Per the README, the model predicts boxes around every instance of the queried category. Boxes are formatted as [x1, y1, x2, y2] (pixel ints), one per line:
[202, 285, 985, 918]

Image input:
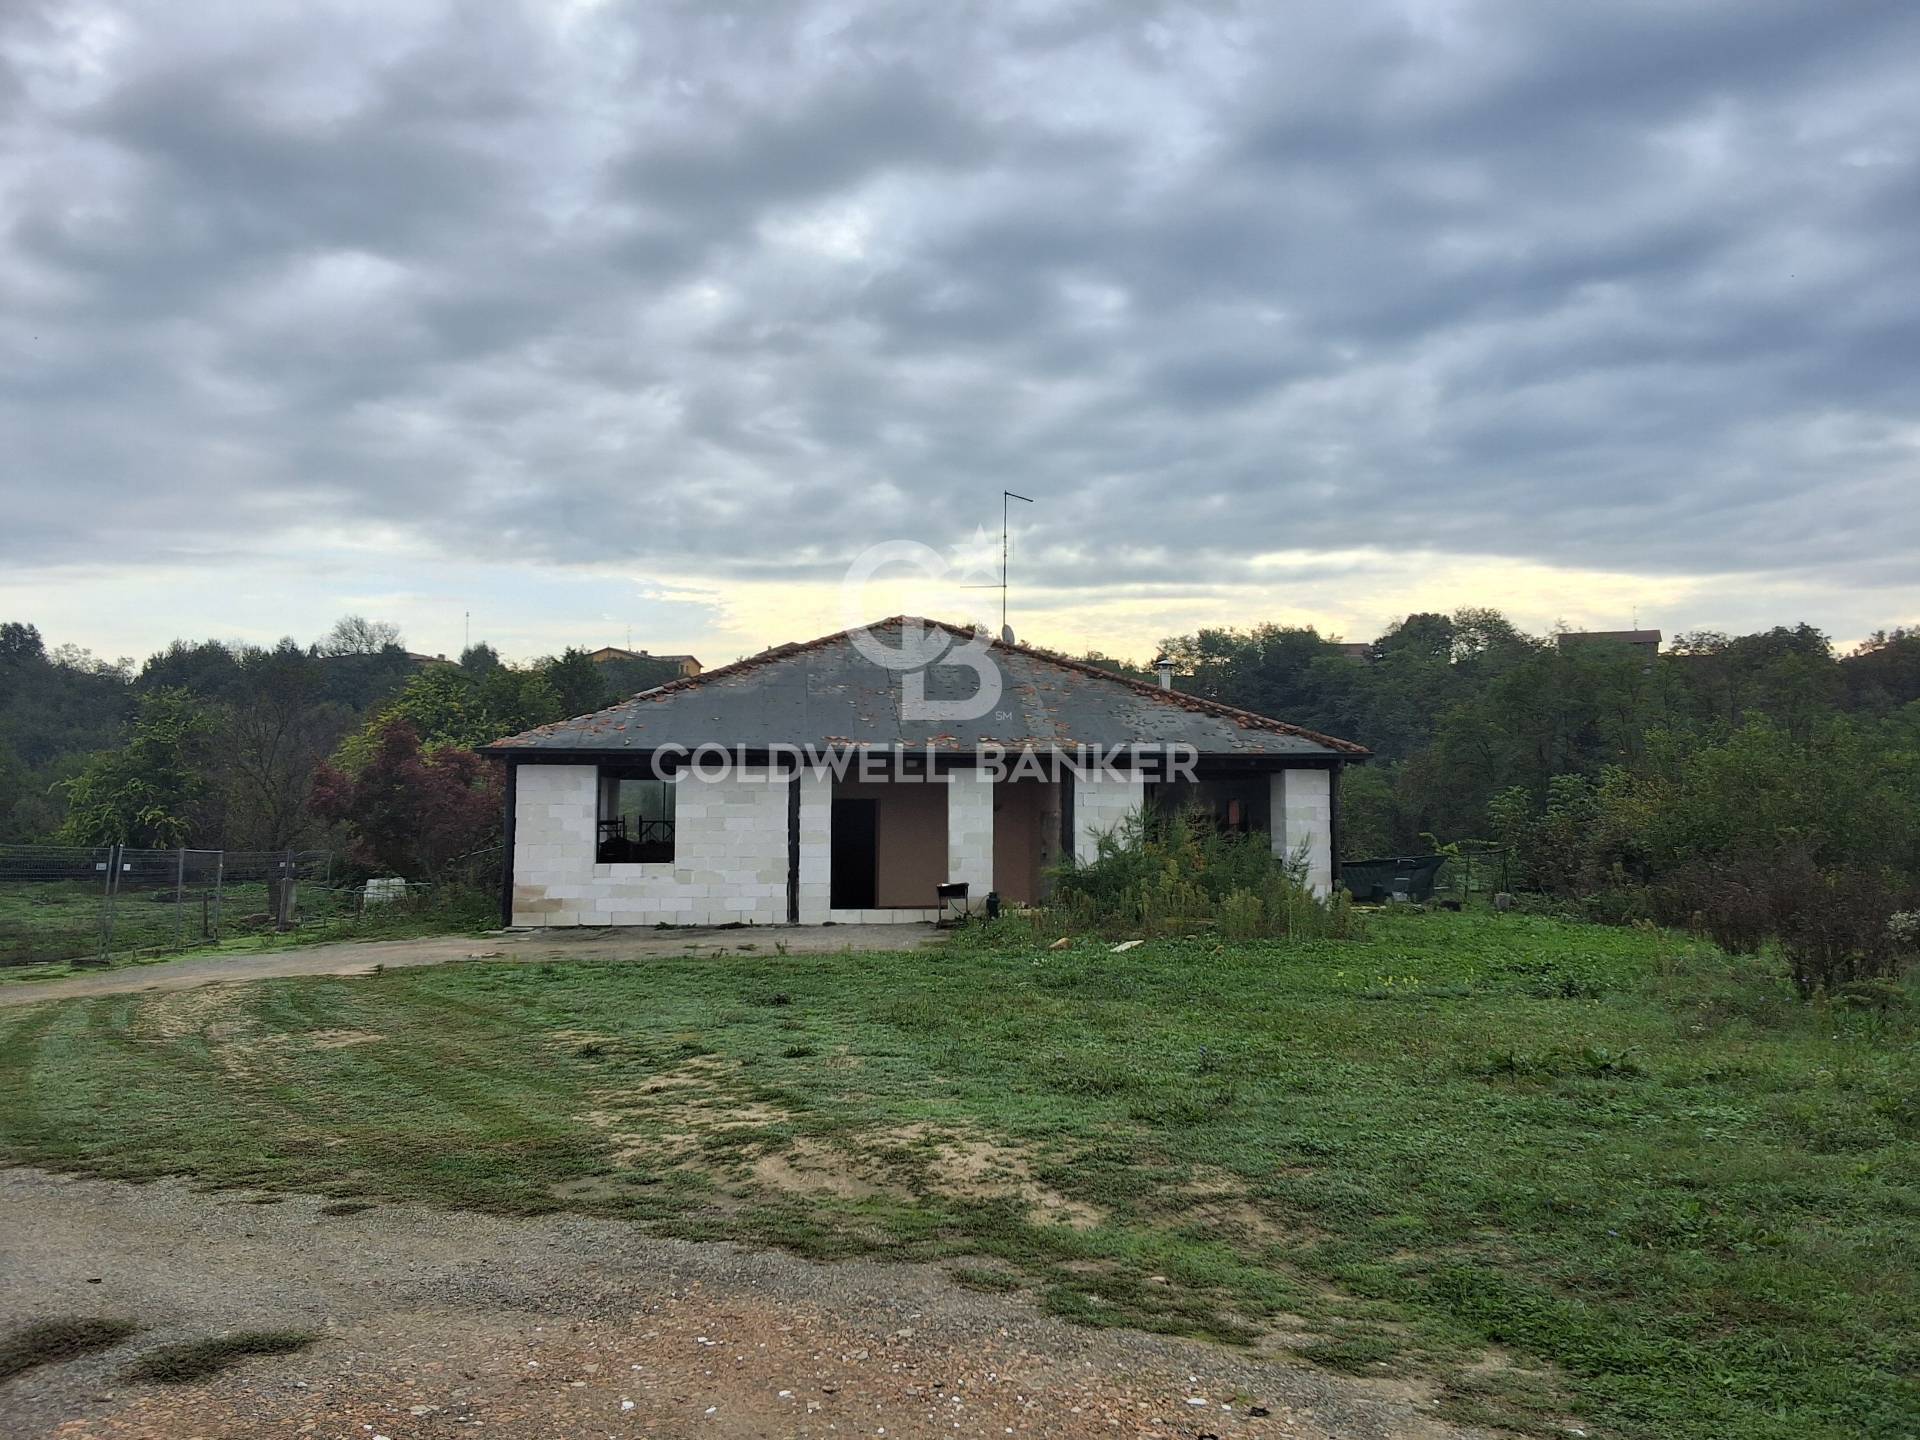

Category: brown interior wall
[835, 780, 948, 907]
[992, 778, 1061, 905]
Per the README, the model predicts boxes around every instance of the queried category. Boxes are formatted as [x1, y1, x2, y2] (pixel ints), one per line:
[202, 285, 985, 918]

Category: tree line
[4, 606, 1916, 989]
[1118, 613, 1920, 992]
[0, 617, 681, 874]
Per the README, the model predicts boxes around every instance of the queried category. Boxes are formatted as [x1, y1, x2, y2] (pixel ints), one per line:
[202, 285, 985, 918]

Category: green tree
[1156, 623, 1347, 735]
[335, 663, 565, 768]
[459, 642, 502, 675]
[1353, 614, 1463, 759]
[540, 648, 612, 717]
[0, 740, 24, 837]
[361, 669, 489, 753]
[476, 666, 563, 739]
[0, 621, 44, 672]
[138, 639, 247, 701]
[215, 643, 349, 850]
[1338, 764, 1402, 859]
[597, 653, 685, 696]
[57, 690, 214, 847]
[1842, 627, 1920, 711]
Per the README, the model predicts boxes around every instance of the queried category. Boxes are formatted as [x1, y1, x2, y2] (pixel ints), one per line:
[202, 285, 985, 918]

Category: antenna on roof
[965, 491, 1033, 643]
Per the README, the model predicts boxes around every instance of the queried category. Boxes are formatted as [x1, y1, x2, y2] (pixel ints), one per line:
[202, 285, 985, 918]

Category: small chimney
[1153, 655, 1174, 691]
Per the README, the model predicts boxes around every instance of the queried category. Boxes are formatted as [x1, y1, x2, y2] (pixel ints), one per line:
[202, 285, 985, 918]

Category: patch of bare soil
[1163, 1166, 1315, 1249]
[305, 1027, 379, 1049]
[128, 986, 247, 1042]
[225, 1028, 384, 1081]
[129, 993, 384, 1082]
[573, 1056, 798, 1171]
[742, 1124, 1108, 1229]
[563, 1047, 1101, 1230]
[569, 1058, 1105, 1231]
[900, 1129, 1105, 1230]
[750, 1138, 886, 1201]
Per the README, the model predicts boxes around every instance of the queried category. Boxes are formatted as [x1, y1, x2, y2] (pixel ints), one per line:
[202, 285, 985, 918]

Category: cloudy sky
[3, 1, 1916, 667]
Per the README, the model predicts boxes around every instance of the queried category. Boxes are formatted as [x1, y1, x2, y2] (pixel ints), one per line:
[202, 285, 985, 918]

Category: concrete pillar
[1270, 768, 1333, 896]
[1072, 772, 1146, 864]
[946, 767, 995, 907]
[795, 771, 833, 923]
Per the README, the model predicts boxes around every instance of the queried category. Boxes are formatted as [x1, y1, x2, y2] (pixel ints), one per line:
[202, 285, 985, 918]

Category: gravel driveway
[0, 923, 942, 1007]
[0, 1169, 1482, 1440]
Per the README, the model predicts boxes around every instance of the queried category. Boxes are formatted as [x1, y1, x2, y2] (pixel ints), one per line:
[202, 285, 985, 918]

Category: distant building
[588, 646, 702, 678]
[1330, 642, 1373, 666]
[405, 651, 452, 666]
[1556, 630, 1662, 664]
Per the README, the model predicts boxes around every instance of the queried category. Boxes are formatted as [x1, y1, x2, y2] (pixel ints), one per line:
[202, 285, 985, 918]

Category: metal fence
[1439, 842, 1512, 899]
[0, 844, 342, 968]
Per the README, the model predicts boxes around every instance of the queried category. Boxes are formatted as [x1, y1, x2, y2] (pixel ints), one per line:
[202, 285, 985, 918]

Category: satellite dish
[1000, 624, 1016, 646]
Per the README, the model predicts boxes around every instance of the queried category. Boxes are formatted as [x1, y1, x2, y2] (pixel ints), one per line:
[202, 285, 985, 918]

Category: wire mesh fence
[1437, 842, 1512, 900]
[0, 844, 348, 968]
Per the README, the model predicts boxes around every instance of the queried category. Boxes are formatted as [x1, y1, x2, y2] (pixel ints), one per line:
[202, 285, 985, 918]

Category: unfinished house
[485, 619, 1369, 928]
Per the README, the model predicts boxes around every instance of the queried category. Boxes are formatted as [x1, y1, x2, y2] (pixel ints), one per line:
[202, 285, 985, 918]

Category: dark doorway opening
[830, 798, 879, 909]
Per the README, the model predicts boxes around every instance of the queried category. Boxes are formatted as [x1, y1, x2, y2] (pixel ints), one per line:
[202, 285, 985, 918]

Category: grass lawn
[0, 879, 493, 984]
[0, 909, 1913, 1438]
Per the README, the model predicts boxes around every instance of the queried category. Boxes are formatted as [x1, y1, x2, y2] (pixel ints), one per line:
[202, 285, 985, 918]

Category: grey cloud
[1, 0, 1917, 631]
[614, 64, 992, 222]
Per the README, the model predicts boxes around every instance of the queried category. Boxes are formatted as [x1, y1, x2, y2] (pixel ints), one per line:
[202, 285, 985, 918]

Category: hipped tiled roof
[486, 618, 1369, 758]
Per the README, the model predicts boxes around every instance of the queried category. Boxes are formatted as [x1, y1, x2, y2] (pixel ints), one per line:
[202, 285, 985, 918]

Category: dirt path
[0, 923, 942, 1006]
[0, 1169, 1480, 1440]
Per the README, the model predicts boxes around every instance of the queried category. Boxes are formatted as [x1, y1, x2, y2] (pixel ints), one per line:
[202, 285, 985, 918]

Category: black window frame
[596, 766, 677, 865]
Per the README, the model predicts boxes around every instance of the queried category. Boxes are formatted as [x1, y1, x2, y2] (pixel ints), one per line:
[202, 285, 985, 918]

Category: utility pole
[1001, 490, 1032, 636]
[964, 491, 1034, 639]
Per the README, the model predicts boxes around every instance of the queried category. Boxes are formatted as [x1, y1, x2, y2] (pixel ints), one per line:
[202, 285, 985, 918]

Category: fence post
[96, 843, 121, 965]
[95, 845, 110, 964]
[174, 846, 186, 951]
[276, 848, 296, 932]
[212, 850, 225, 942]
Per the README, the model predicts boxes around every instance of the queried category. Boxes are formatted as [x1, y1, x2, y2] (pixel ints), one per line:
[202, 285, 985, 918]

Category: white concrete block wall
[946, 768, 995, 907]
[795, 772, 832, 924]
[514, 759, 1325, 926]
[1271, 768, 1334, 896]
[1072, 772, 1145, 864]
[511, 763, 793, 927]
